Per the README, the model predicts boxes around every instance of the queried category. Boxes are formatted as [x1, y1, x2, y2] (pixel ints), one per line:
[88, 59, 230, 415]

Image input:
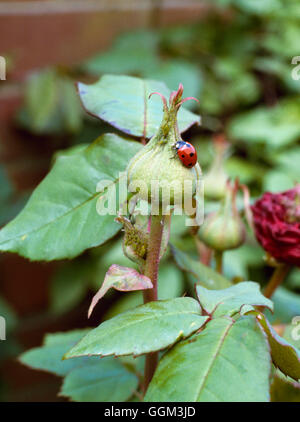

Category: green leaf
[271, 374, 300, 402]
[201, 61, 260, 115]
[228, 98, 300, 150]
[59, 77, 82, 133]
[196, 282, 273, 317]
[263, 20, 300, 58]
[20, 329, 138, 402]
[145, 315, 271, 402]
[60, 358, 138, 402]
[25, 68, 57, 133]
[88, 264, 153, 317]
[269, 147, 300, 179]
[82, 30, 159, 76]
[263, 169, 296, 192]
[257, 314, 300, 382]
[78, 75, 200, 139]
[231, 0, 281, 16]
[0, 134, 141, 261]
[64, 298, 208, 359]
[171, 244, 232, 289]
[19, 329, 91, 376]
[225, 156, 266, 184]
[20, 69, 82, 135]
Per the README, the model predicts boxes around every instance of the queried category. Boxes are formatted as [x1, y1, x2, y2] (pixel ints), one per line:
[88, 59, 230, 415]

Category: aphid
[175, 140, 197, 168]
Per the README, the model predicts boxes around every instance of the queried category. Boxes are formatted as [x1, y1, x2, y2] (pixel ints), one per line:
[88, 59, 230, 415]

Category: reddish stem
[194, 237, 212, 266]
[142, 214, 164, 394]
[263, 264, 290, 299]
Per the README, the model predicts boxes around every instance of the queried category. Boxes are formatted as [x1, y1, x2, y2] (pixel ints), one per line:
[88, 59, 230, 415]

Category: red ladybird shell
[176, 141, 197, 168]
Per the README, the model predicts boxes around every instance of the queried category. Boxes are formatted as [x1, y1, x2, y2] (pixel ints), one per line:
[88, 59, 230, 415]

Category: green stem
[263, 264, 290, 299]
[142, 214, 164, 394]
[215, 250, 223, 274]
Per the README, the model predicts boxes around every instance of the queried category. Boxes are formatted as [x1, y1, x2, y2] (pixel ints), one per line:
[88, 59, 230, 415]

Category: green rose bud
[204, 133, 230, 200]
[126, 84, 202, 222]
[199, 179, 246, 251]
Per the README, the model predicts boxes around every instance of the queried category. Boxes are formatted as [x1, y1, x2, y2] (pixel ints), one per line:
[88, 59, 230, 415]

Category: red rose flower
[251, 185, 300, 267]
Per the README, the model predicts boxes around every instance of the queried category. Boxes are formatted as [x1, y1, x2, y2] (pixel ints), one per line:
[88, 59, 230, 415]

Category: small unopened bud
[126, 84, 202, 217]
[204, 133, 230, 200]
[199, 179, 246, 251]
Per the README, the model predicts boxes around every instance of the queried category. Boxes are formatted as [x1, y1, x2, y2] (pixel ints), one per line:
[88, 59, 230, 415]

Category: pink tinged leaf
[88, 265, 153, 318]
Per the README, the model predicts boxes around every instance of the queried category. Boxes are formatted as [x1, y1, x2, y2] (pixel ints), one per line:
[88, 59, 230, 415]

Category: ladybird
[175, 140, 197, 168]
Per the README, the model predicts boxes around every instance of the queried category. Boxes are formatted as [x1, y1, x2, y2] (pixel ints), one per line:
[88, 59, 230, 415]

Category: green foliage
[270, 326, 300, 401]
[0, 135, 141, 260]
[269, 147, 300, 179]
[19, 330, 138, 402]
[271, 374, 300, 402]
[20, 329, 92, 376]
[77, 75, 200, 138]
[201, 58, 260, 115]
[64, 298, 208, 359]
[3, 1, 300, 401]
[171, 244, 232, 289]
[256, 314, 300, 381]
[82, 30, 202, 106]
[229, 0, 281, 15]
[82, 30, 159, 76]
[145, 316, 271, 402]
[18, 68, 82, 134]
[225, 157, 266, 185]
[263, 169, 296, 192]
[60, 358, 138, 402]
[196, 282, 273, 317]
[228, 98, 300, 150]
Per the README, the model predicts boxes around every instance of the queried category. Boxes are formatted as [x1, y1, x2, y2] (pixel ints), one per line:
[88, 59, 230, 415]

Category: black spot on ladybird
[190, 153, 194, 157]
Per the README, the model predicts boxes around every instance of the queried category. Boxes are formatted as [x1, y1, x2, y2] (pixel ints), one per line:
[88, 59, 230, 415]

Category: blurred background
[0, 0, 299, 401]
